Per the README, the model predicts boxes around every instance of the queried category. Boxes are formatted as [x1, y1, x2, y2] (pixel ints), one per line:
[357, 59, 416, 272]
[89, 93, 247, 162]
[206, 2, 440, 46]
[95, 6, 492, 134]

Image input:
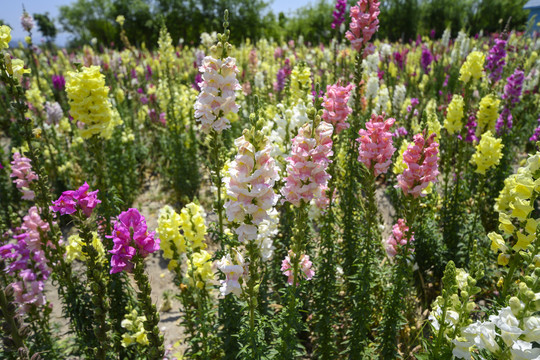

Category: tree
[33, 13, 58, 43]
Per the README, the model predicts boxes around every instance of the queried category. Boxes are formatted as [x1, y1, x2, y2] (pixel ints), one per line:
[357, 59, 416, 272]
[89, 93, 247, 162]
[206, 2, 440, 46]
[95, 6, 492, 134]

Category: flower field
[1, 2, 540, 359]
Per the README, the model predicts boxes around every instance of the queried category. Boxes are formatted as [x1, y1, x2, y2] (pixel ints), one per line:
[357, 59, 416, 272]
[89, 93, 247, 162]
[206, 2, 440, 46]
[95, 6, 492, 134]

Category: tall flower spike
[332, 0, 347, 30]
[485, 38, 507, 83]
[281, 250, 315, 285]
[66, 65, 120, 139]
[51, 182, 101, 217]
[194, 56, 241, 133]
[471, 131, 504, 175]
[281, 121, 334, 208]
[109, 208, 160, 274]
[385, 218, 414, 257]
[345, 0, 381, 53]
[356, 113, 396, 176]
[322, 83, 354, 134]
[396, 133, 440, 198]
[224, 132, 279, 242]
[10, 152, 38, 200]
[496, 69, 524, 132]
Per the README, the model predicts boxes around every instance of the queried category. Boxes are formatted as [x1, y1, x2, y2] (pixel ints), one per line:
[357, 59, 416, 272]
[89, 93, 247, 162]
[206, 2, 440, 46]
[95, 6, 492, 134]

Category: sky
[4, 0, 315, 45]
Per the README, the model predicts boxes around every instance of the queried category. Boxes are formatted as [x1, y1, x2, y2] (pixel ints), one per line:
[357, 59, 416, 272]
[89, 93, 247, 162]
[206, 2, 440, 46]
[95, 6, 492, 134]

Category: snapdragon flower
[51, 182, 101, 217]
[385, 218, 414, 257]
[109, 208, 160, 274]
[396, 133, 440, 198]
[322, 83, 354, 134]
[356, 113, 396, 176]
[444, 95, 465, 135]
[194, 56, 241, 133]
[10, 152, 38, 200]
[470, 131, 504, 175]
[345, 0, 381, 53]
[281, 121, 334, 208]
[281, 250, 315, 285]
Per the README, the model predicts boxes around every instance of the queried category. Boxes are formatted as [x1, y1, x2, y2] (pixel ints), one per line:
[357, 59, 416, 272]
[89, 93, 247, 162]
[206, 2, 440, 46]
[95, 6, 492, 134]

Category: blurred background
[2, 0, 534, 48]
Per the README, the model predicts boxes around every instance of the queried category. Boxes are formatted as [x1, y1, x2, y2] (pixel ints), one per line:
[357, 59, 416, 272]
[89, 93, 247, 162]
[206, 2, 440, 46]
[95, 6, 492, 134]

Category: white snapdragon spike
[452, 338, 473, 359]
[380, 43, 392, 59]
[510, 340, 540, 360]
[373, 85, 389, 114]
[267, 101, 310, 160]
[362, 51, 379, 75]
[523, 316, 540, 342]
[257, 209, 278, 261]
[428, 305, 459, 331]
[455, 268, 469, 290]
[224, 135, 280, 243]
[462, 321, 500, 354]
[392, 84, 406, 116]
[365, 76, 379, 102]
[441, 28, 451, 48]
[254, 71, 265, 89]
[489, 307, 524, 346]
[194, 56, 241, 133]
[217, 251, 247, 297]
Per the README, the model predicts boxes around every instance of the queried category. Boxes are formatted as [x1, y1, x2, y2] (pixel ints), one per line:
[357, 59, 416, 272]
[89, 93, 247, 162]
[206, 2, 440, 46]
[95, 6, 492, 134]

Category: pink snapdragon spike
[10, 152, 38, 200]
[281, 250, 315, 285]
[345, 0, 381, 53]
[0, 209, 51, 313]
[322, 83, 354, 134]
[108, 208, 159, 274]
[50, 182, 101, 217]
[385, 218, 414, 257]
[281, 121, 334, 208]
[396, 133, 440, 198]
[356, 113, 396, 176]
[224, 135, 279, 242]
[194, 56, 241, 133]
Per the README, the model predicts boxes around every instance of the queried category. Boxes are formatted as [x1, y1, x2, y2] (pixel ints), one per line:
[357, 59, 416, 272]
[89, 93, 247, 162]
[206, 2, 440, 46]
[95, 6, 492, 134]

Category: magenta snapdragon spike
[396, 133, 440, 198]
[420, 46, 434, 73]
[345, 0, 381, 53]
[281, 250, 315, 285]
[108, 208, 160, 274]
[530, 115, 540, 142]
[322, 83, 354, 134]
[385, 218, 414, 257]
[496, 69, 524, 132]
[50, 182, 101, 217]
[52, 74, 65, 91]
[332, 0, 347, 30]
[485, 38, 507, 83]
[357, 113, 396, 176]
[10, 152, 38, 201]
[281, 122, 334, 208]
[0, 208, 51, 313]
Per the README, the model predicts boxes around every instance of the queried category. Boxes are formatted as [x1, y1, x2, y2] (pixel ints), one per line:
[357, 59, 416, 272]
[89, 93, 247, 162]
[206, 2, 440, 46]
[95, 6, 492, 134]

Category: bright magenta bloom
[385, 218, 414, 257]
[10, 152, 38, 200]
[322, 83, 354, 134]
[396, 133, 440, 198]
[51, 182, 101, 217]
[109, 208, 160, 274]
[281, 250, 315, 285]
[357, 113, 396, 176]
[345, 0, 381, 52]
[281, 121, 334, 208]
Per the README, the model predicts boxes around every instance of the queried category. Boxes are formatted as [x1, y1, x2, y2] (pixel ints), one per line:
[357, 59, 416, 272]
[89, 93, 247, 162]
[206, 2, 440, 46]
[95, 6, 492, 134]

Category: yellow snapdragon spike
[459, 51, 485, 83]
[444, 95, 464, 135]
[476, 94, 500, 135]
[66, 65, 120, 139]
[470, 131, 504, 175]
[157, 205, 186, 258]
[0, 25, 11, 50]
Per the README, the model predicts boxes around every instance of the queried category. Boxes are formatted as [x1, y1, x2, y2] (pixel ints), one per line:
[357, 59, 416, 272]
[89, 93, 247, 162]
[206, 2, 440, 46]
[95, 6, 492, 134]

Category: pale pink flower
[322, 83, 354, 134]
[345, 0, 381, 53]
[10, 152, 38, 200]
[357, 113, 396, 176]
[194, 56, 241, 133]
[396, 133, 439, 198]
[281, 121, 334, 208]
[385, 218, 414, 257]
[217, 251, 247, 297]
[281, 250, 315, 285]
[224, 135, 280, 242]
